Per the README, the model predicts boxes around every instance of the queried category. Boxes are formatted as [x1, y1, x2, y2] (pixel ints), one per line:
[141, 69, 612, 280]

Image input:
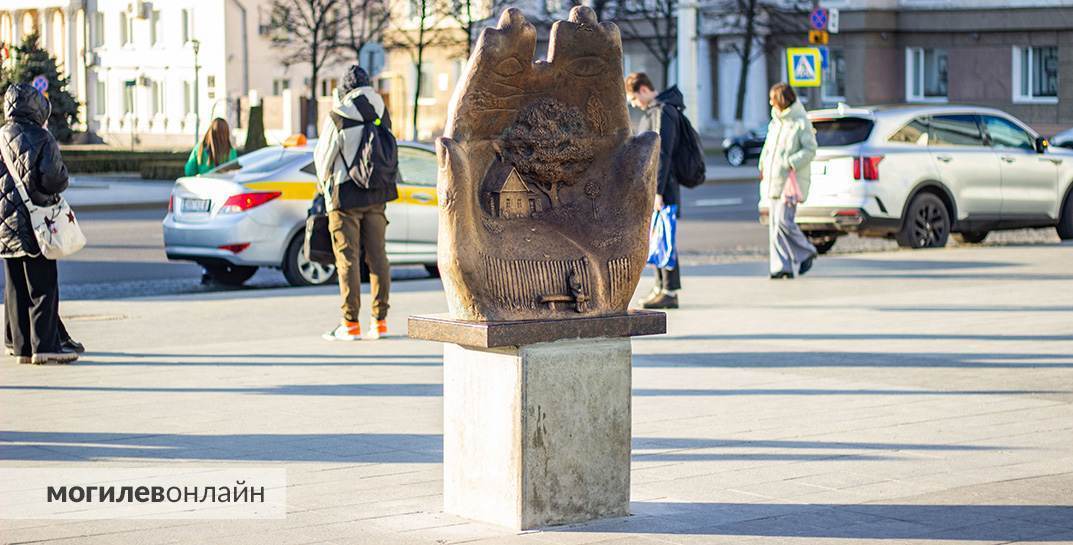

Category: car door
[396, 145, 439, 257]
[980, 115, 1059, 219]
[928, 114, 1002, 219]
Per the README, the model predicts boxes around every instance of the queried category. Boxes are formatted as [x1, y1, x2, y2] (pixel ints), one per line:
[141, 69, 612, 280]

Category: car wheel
[202, 264, 258, 286]
[954, 231, 989, 244]
[725, 145, 746, 167]
[1058, 189, 1073, 240]
[896, 193, 950, 249]
[807, 233, 839, 255]
[425, 264, 440, 278]
[282, 233, 337, 287]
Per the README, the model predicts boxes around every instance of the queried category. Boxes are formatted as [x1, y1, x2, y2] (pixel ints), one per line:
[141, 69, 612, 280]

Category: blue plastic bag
[646, 204, 678, 269]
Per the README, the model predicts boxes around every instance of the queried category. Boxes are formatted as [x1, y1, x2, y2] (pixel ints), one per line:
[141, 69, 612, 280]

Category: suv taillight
[219, 192, 282, 214]
[853, 156, 883, 181]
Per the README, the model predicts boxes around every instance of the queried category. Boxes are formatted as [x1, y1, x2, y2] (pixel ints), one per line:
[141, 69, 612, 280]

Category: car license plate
[811, 162, 827, 175]
[181, 198, 211, 213]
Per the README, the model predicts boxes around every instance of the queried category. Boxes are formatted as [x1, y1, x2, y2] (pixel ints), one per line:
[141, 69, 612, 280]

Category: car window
[300, 161, 317, 176]
[981, 116, 1034, 151]
[811, 117, 874, 146]
[889, 118, 930, 145]
[206, 147, 305, 177]
[929, 115, 984, 147]
[399, 146, 437, 187]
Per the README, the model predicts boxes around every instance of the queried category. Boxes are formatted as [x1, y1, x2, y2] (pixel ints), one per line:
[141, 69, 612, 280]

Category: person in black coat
[0, 84, 79, 364]
[626, 72, 685, 309]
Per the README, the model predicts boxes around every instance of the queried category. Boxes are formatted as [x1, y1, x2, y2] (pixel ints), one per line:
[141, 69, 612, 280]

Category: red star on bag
[67, 211, 76, 223]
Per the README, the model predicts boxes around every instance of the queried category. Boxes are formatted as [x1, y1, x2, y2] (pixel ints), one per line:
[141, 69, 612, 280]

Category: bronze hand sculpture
[437, 6, 659, 321]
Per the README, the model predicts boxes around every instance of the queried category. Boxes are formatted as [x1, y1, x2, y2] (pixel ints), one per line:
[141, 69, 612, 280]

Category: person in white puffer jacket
[759, 83, 819, 279]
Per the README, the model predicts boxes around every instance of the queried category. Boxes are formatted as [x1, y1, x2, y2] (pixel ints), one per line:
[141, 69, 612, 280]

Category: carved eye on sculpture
[494, 57, 526, 77]
[564, 56, 607, 78]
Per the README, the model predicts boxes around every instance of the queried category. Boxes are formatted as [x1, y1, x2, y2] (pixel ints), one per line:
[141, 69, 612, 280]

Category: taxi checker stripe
[244, 181, 437, 206]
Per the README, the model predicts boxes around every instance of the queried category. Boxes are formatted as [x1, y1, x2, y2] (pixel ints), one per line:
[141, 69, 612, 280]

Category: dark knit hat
[341, 65, 371, 93]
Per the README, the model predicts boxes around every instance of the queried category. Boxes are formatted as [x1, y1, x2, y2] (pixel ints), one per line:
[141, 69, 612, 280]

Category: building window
[119, 12, 131, 46]
[320, 78, 338, 97]
[272, 78, 290, 95]
[150, 10, 161, 46]
[183, 81, 193, 115]
[1013, 46, 1058, 103]
[95, 80, 107, 116]
[181, 9, 191, 44]
[822, 48, 846, 103]
[419, 70, 435, 98]
[151, 80, 164, 116]
[92, 12, 105, 48]
[123, 81, 135, 115]
[906, 47, 947, 102]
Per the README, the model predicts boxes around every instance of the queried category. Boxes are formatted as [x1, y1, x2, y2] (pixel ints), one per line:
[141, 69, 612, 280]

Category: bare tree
[706, 0, 810, 123]
[383, 0, 466, 139]
[501, 98, 593, 208]
[615, 0, 677, 89]
[338, 0, 394, 62]
[269, 0, 344, 136]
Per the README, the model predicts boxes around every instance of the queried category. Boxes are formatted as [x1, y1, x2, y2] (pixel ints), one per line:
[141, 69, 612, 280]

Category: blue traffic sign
[810, 8, 828, 31]
[31, 74, 48, 95]
[819, 46, 829, 70]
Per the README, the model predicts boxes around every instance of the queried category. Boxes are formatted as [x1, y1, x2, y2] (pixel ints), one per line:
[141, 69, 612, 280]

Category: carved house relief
[491, 167, 541, 219]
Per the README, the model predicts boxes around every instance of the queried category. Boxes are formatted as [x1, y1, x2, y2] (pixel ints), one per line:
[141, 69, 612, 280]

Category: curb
[71, 201, 169, 213]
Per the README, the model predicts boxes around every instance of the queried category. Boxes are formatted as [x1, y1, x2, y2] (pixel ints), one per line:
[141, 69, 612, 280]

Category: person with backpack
[625, 72, 705, 310]
[0, 84, 78, 364]
[759, 83, 818, 279]
[314, 65, 399, 341]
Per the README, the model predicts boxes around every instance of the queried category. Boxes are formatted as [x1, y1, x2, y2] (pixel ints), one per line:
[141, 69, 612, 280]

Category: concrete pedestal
[409, 311, 665, 530]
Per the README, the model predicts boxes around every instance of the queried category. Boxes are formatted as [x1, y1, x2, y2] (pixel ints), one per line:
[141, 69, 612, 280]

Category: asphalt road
[4, 177, 1061, 299]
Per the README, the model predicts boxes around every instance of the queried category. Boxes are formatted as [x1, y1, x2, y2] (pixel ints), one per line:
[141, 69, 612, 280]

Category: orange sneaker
[323, 321, 361, 341]
[366, 319, 388, 340]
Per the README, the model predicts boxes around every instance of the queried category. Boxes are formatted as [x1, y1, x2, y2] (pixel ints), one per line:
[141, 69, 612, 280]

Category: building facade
[695, 0, 1073, 136]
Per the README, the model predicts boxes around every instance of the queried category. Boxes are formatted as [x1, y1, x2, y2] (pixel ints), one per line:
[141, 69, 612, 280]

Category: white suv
[758, 105, 1073, 252]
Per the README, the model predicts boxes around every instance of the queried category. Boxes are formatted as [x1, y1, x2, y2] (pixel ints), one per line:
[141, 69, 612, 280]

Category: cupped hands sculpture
[437, 6, 659, 321]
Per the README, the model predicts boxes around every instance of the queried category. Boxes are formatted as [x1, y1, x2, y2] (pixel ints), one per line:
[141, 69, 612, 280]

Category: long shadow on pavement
[634, 351, 1073, 369]
[0, 432, 1007, 464]
[551, 501, 1073, 540]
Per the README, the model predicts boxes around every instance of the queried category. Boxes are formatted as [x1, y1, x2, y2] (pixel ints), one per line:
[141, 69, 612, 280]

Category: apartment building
[698, 0, 1072, 136]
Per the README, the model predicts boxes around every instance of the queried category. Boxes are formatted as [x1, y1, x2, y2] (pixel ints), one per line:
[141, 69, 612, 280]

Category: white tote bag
[9, 171, 85, 259]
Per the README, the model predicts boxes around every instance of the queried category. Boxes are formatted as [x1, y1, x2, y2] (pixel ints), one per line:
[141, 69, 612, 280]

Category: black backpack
[332, 94, 398, 190]
[670, 106, 706, 188]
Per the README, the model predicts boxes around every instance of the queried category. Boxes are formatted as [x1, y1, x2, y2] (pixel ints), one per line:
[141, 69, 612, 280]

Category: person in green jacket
[184, 117, 237, 176]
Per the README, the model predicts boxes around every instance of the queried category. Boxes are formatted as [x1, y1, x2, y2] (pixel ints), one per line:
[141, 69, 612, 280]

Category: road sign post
[786, 47, 822, 88]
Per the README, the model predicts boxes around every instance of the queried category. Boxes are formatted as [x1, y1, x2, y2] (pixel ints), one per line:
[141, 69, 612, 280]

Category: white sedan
[163, 139, 439, 286]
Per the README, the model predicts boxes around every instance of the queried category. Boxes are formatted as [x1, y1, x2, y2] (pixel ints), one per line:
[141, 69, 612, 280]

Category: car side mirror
[1035, 136, 1049, 153]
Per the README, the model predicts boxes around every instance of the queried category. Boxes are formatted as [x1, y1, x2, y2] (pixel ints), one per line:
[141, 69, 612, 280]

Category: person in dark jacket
[314, 65, 398, 341]
[0, 84, 78, 364]
[626, 72, 684, 309]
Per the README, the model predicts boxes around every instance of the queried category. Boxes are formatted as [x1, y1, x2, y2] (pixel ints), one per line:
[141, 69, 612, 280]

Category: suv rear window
[811, 117, 874, 146]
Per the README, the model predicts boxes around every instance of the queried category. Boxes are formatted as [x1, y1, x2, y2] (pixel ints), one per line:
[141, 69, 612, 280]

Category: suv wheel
[202, 264, 258, 286]
[897, 193, 950, 249]
[725, 145, 746, 167]
[282, 233, 337, 287]
[1058, 189, 1073, 240]
[954, 231, 989, 244]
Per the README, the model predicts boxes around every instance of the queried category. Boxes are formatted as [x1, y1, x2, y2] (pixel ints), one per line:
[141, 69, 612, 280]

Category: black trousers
[655, 267, 681, 291]
[4, 256, 61, 355]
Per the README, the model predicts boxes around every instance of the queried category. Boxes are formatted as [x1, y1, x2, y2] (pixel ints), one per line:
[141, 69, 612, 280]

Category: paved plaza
[1, 243, 1072, 544]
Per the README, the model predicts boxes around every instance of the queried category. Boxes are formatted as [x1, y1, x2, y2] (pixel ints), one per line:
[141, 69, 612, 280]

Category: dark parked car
[1052, 127, 1073, 149]
[721, 128, 766, 166]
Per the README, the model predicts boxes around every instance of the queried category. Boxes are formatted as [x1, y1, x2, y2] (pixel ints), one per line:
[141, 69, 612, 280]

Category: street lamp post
[192, 39, 201, 145]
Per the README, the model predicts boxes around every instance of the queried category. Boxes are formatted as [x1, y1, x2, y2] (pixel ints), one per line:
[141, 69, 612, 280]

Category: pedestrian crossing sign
[786, 47, 822, 87]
